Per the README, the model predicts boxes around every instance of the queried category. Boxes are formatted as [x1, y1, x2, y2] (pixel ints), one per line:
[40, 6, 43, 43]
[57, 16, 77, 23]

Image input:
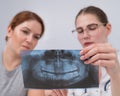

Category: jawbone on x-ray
[21, 50, 98, 89]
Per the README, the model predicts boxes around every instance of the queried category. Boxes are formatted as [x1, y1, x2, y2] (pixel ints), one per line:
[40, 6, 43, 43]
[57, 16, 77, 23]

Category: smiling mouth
[34, 67, 81, 80]
[42, 67, 78, 74]
[32, 66, 87, 87]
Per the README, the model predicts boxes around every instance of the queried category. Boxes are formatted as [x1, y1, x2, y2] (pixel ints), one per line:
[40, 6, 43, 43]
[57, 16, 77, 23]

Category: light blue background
[0, 0, 120, 51]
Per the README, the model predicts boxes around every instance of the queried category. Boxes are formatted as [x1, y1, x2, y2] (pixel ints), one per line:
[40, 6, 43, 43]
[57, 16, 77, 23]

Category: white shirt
[68, 67, 111, 96]
[68, 52, 120, 96]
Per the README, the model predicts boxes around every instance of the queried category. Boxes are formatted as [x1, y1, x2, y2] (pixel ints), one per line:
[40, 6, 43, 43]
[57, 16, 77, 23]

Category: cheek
[11, 33, 22, 45]
[13, 30, 24, 42]
[93, 31, 106, 43]
[94, 33, 100, 39]
[78, 36, 84, 46]
[31, 40, 39, 49]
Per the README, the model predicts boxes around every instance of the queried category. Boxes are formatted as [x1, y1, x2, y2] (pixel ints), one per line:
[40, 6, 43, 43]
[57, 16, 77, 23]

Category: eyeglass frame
[72, 23, 106, 37]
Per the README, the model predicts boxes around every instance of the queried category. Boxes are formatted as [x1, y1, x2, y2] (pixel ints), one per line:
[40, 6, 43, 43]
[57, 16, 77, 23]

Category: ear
[105, 23, 112, 36]
[7, 26, 13, 38]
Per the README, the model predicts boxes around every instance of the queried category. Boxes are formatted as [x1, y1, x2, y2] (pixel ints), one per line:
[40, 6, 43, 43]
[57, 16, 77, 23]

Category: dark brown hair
[6, 10, 45, 41]
[75, 6, 109, 25]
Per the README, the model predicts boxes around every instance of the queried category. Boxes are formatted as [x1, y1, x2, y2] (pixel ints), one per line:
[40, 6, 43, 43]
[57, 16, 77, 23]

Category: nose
[54, 50, 63, 73]
[82, 29, 90, 39]
[26, 35, 33, 44]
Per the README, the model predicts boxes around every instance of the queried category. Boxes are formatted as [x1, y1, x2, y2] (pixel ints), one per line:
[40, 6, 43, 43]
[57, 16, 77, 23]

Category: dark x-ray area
[21, 50, 98, 89]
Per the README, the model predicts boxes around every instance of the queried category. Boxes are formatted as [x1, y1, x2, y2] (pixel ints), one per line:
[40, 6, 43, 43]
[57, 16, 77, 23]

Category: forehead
[76, 14, 100, 27]
[15, 20, 42, 33]
[17, 20, 41, 28]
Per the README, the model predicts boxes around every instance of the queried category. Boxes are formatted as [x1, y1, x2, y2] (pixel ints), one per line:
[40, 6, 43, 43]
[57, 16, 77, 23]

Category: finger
[84, 53, 116, 64]
[80, 43, 113, 55]
[92, 60, 116, 68]
[80, 45, 115, 61]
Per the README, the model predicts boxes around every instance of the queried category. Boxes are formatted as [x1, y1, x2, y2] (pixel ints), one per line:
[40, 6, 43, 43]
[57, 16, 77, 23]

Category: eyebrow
[22, 27, 31, 31]
[22, 27, 41, 36]
[76, 26, 82, 30]
[76, 23, 98, 29]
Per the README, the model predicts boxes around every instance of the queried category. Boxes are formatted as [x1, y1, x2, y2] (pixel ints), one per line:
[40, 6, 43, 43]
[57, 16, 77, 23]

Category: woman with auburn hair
[0, 10, 45, 96]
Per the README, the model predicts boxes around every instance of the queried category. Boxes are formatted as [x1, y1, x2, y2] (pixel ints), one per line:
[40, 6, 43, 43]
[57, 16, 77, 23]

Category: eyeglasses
[72, 23, 106, 38]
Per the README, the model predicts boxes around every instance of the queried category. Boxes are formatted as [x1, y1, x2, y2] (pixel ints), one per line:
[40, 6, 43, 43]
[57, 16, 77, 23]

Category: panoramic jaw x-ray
[21, 50, 98, 89]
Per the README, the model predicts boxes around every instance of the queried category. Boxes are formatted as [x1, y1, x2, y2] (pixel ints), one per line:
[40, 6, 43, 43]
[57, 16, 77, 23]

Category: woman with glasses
[68, 6, 120, 96]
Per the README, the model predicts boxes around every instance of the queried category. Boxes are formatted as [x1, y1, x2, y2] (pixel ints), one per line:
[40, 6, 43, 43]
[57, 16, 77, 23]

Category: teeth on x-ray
[21, 50, 99, 89]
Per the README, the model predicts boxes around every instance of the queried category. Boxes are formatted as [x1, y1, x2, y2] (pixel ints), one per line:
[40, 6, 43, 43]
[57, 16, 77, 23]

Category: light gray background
[0, 0, 120, 51]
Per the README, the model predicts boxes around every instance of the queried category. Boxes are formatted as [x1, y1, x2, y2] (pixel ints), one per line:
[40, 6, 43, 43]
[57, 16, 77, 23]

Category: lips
[84, 42, 94, 47]
[22, 45, 30, 50]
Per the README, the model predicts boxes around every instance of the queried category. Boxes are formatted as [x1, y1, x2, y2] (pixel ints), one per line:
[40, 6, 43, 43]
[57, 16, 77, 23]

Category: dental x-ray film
[21, 50, 98, 89]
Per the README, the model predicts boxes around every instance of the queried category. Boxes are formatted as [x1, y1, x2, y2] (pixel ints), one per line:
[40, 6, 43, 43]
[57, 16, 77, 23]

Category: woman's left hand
[80, 43, 120, 77]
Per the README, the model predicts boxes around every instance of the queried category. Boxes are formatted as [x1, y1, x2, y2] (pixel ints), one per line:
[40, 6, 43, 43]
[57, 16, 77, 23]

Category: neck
[3, 46, 21, 71]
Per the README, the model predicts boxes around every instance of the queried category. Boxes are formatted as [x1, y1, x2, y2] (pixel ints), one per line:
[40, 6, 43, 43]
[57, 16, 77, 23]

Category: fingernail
[84, 61, 89, 64]
[80, 50, 83, 55]
[80, 56, 84, 60]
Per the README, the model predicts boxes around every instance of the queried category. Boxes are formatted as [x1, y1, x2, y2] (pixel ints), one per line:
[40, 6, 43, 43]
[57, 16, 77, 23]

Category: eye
[77, 27, 83, 34]
[22, 30, 29, 34]
[87, 24, 98, 30]
[33, 35, 41, 40]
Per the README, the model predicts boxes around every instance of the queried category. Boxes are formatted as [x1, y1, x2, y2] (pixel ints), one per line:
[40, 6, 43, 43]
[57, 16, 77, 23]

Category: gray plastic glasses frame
[72, 23, 106, 35]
